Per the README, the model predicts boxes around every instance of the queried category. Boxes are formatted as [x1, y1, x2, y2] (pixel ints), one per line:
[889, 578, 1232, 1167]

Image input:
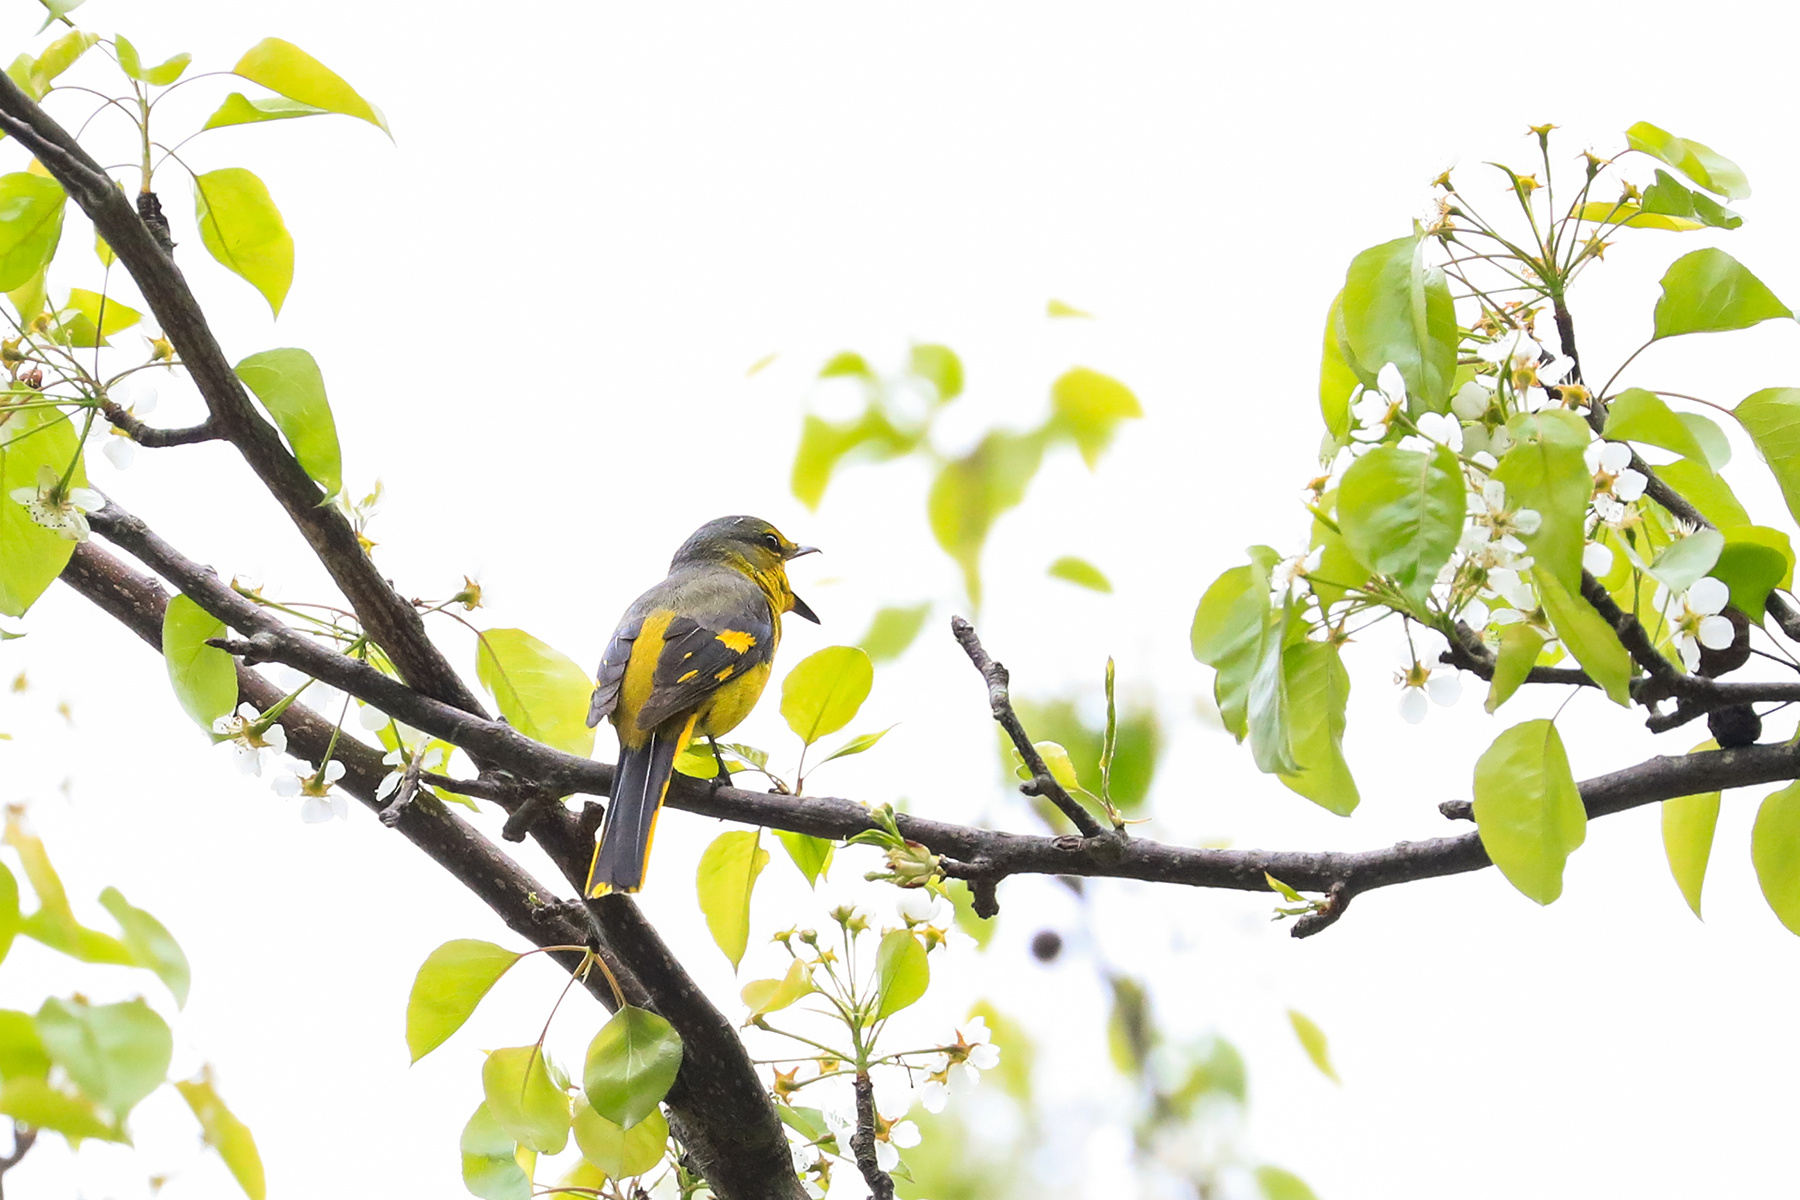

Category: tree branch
[96, 399, 218, 448]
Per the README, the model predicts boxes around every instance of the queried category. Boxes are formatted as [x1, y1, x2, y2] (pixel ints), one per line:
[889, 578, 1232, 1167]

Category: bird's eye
[762, 532, 782, 551]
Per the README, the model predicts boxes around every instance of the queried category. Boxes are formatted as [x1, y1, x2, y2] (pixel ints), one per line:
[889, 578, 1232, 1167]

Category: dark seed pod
[1029, 929, 1063, 963]
[1708, 703, 1762, 749]
[1696, 606, 1752, 678]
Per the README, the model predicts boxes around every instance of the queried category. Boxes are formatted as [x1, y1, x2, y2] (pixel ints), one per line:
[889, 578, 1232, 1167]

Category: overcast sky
[5, 2, 1800, 1197]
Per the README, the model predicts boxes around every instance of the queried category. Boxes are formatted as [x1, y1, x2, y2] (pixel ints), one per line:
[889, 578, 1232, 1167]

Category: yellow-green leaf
[482, 1046, 569, 1155]
[0, 173, 64, 294]
[573, 1103, 666, 1179]
[54, 287, 140, 348]
[114, 35, 191, 86]
[695, 830, 768, 970]
[1319, 289, 1358, 440]
[1574, 201, 1704, 232]
[234, 348, 343, 499]
[1049, 367, 1141, 468]
[872, 929, 928, 1021]
[1626, 122, 1749, 200]
[1752, 780, 1800, 936]
[859, 603, 930, 663]
[908, 343, 963, 401]
[0, 1076, 122, 1142]
[162, 594, 238, 729]
[474, 628, 596, 757]
[1285, 1009, 1339, 1083]
[0, 1008, 49, 1081]
[1472, 719, 1586, 905]
[406, 939, 524, 1063]
[193, 168, 293, 317]
[176, 1070, 265, 1200]
[1027, 740, 1084, 793]
[741, 958, 815, 1019]
[36, 995, 172, 1116]
[1047, 555, 1112, 593]
[1663, 769, 1719, 921]
[231, 38, 389, 135]
[460, 1102, 531, 1200]
[1256, 1166, 1321, 1200]
[1275, 640, 1358, 816]
[779, 645, 872, 745]
[202, 93, 328, 130]
[26, 30, 97, 95]
[99, 887, 190, 1007]
[1602, 389, 1713, 465]
[1531, 567, 1630, 707]
[775, 830, 833, 887]
[0, 404, 85, 617]
[1047, 298, 1091, 318]
[582, 1006, 682, 1130]
[1485, 624, 1545, 714]
[1652, 248, 1791, 341]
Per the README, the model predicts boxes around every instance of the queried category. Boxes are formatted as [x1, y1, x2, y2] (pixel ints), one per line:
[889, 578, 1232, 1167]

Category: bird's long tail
[587, 714, 697, 896]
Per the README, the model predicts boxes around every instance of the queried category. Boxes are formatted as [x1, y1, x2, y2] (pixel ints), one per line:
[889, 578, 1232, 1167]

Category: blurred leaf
[0, 864, 14, 966]
[1338, 443, 1464, 609]
[1173, 1036, 1246, 1107]
[1652, 249, 1790, 340]
[175, 1070, 264, 1200]
[741, 958, 815, 1019]
[0, 173, 64, 298]
[202, 93, 327, 130]
[1105, 975, 1154, 1077]
[860, 603, 931, 662]
[1047, 556, 1111, 593]
[406, 939, 523, 1063]
[1011, 696, 1158, 814]
[162, 594, 237, 729]
[0, 1076, 121, 1142]
[1319, 290, 1358, 440]
[1715, 526, 1793, 618]
[927, 428, 1046, 604]
[1339, 233, 1457, 409]
[1472, 719, 1586, 904]
[573, 1103, 666, 1179]
[1532, 567, 1630, 707]
[235, 347, 343, 499]
[0, 1009, 49, 1081]
[232, 38, 388, 135]
[780, 645, 872, 745]
[1286, 1009, 1339, 1083]
[1494, 408, 1591, 590]
[873, 929, 928, 1021]
[775, 830, 833, 887]
[1485, 624, 1545, 714]
[193, 168, 293, 317]
[790, 408, 920, 509]
[482, 1046, 569, 1155]
[695, 830, 768, 970]
[460, 1103, 532, 1200]
[945, 880, 993, 949]
[1047, 298, 1091, 318]
[474, 628, 596, 757]
[1256, 1166, 1322, 1200]
[36, 995, 172, 1116]
[1048, 367, 1141, 468]
[1752, 780, 1800, 936]
[583, 1006, 681, 1130]
[114, 35, 191, 86]
[967, 1002, 1033, 1101]
[4, 810, 132, 965]
[1602, 389, 1712, 465]
[908, 344, 963, 401]
[819, 351, 872, 379]
[1276, 640, 1357, 816]
[1626, 122, 1749, 200]
[98, 887, 190, 1007]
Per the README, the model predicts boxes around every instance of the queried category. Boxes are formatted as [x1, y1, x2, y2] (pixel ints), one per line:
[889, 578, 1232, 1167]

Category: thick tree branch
[57, 542, 803, 1200]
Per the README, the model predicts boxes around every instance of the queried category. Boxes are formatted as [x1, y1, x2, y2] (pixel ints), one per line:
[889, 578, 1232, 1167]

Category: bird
[584, 515, 819, 895]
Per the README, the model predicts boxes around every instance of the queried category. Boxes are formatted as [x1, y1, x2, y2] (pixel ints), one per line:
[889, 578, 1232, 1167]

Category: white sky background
[4, 0, 1800, 1196]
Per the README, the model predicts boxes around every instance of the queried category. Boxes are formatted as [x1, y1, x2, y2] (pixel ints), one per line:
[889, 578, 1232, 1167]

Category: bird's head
[672, 515, 821, 622]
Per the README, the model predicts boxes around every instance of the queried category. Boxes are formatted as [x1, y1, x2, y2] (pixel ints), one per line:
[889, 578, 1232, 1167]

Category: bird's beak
[790, 593, 821, 623]
[786, 544, 821, 560]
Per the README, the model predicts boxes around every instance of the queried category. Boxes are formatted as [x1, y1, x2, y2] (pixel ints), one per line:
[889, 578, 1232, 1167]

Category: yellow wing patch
[678, 669, 700, 683]
[715, 665, 734, 681]
[716, 629, 757, 654]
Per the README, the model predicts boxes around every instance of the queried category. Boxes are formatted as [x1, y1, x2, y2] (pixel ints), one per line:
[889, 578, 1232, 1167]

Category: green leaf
[908, 343, 962, 401]
[0, 1076, 122, 1142]
[3, 811, 132, 965]
[1602, 389, 1712, 465]
[1574, 201, 1704, 232]
[202, 93, 328, 131]
[459, 1103, 532, 1200]
[553, 1160, 608, 1198]
[819, 351, 872, 379]
[1640, 170, 1743, 230]
[0, 173, 65, 293]
[1714, 526, 1793, 618]
[0, 864, 15, 967]
[1663, 773, 1719, 921]
[193, 168, 293, 317]
[1046, 298, 1091, 318]
[7, 265, 46, 325]
[98, 887, 190, 1007]
[1732, 388, 1800, 528]
[1192, 557, 1274, 741]
[1472, 719, 1587, 904]
[1652, 248, 1791, 341]
[779, 645, 873, 745]
[946, 879, 994, 950]
[695, 830, 768, 970]
[0, 1009, 49, 1081]
[789, 408, 919, 509]
[583, 1006, 682, 1130]
[1319, 290, 1358, 440]
[1047, 556, 1112, 593]
[1680, 412, 1731, 470]
[406, 939, 524, 1063]
[175, 1071, 265, 1200]
[231, 38, 388, 135]
[36, 996, 172, 1116]
[474, 628, 597, 757]
[1336, 444, 1465, 607]
[54, 287, 141, 348]
[573, 1103, 667, 1179]
[1339, 233, 1457, 409]
[927, 428, 1047, 604]
[234, 348, 343, 499]
[114, 35, 190, 86]
[27, 30, 97, 95]
[1049, 367, 1141, 468]
[1265, 873, 1303, 903]
[1285, 1010, 1339, 1083]
[1028, 740, 1085, 793]
[815, 726, 894, 767]
[741, 958, 815, 1019]
[1256, 1165, 1322, 1200]
[1659, 458, 1749, 529]
[1485, 624, 1545, 714]
[1626, 122, 1749, 200]
[481, 1046, 569, 1155]
[1275, 640, 1357, 816]
[161, 594, 237, 729]
[1245, 601, 1299, 775]
[1493, 409, 1591, 590]
[1648, 529, 1725, 594]
[1753, 780, 1800, 935]
[872, 929, 929, 1021]
[1532, 567, 1631, 707]
[859, 603, 931, 663]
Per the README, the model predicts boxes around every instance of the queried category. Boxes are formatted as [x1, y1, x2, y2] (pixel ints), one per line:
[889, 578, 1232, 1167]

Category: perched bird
[585, 515, 819, 895]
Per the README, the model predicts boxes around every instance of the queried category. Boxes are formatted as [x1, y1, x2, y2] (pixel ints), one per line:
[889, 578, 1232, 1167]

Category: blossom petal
[1688, 577, 1729, 616]
[300, 796, 336, 823]
[1512, 507, 1542, 536]
[921, 1081, 948, 1113]
[1399, 687, 1429, 725]
[1613, 470, 1647, 502]
[1699, 614, 1737, 651]
[1377, 362, 1407, 403]
[1582, 542, 1614, 576]
[890, 1121, 921, 1149]
[875, 1141, 899, 1172]
[1426, 670, 1463, 707]
[1599, 441, 1633, 473]
[1678, 635, 1701, 672]
[102, 438, 136, 471]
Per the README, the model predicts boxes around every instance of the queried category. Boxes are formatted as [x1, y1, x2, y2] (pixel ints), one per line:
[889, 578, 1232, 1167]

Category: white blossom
[1466, 479, 1541, 567]
[92, 383, 158, 470]
[1400, 410, 1463, 454]
[1270, 545, 1323, 598]
[1657, 577, 1736, 671]
[274, 759, 350, 822]
[1395, 635, 1461, 724]
[1587, 441, 1647, 525]
[1583, 542, 1614, 577]
[8, 465, 103, 541]
[1451, 381, 1493, 421]
[376, 744, 446, 802]
[212, 703, 288, 776]
[897, 889, 946, 924]
[1349, 363, 1408, 445]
